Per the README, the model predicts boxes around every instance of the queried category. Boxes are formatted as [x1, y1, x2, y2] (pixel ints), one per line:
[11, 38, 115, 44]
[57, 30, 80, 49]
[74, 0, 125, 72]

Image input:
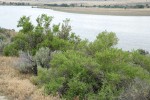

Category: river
[0, 6, 150, 51]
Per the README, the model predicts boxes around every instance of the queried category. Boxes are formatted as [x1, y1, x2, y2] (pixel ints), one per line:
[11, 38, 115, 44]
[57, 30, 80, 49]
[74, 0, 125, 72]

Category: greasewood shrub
[31, 67, 51, 86]
[38, 50, 102, 99]
[31, 30, 150, 100]
[3, 14, 81, 56]
[34, 49, 150, 100]
[132, 51, 150, 72]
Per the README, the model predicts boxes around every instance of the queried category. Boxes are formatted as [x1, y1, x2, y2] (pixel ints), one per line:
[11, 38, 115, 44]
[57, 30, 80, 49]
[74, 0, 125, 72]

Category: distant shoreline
[38, 6, 150, 16]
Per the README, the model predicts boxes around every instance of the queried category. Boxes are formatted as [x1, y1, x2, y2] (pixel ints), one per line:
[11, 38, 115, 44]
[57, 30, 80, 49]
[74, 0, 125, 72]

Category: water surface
[0, 6, 150, 51]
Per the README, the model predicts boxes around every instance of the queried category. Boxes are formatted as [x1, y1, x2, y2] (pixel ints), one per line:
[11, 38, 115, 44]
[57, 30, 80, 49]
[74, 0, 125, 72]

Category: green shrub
[0, 41, 8, 54]
[87, 31, 118, 55]
[95, 48, 130, 72]
[137, 49, 149, 55]
[32, 35, 150, 100]
[31, 67, 50, 85]
[39, 50, 103, 99]
[0, 28, 15, 55]
[0, 27, 5, 33]
[64, 80, 88, 100]
[45, 77, 65, 95]
[132, 51, 150, 72]
[98, 84, 121, 100]
[3, 43, 18, 56]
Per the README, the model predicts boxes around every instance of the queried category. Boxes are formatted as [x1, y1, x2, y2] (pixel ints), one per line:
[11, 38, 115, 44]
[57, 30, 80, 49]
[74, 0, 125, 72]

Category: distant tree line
[85, 4, 149, 9]
[44, 3, 76, 7]
[0, 2, 30, 6]
[44, 3, 150, 9]
[95, 4, 148, 9]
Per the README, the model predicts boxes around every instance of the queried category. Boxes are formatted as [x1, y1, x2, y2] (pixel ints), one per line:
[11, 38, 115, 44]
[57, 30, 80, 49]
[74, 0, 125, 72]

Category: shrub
[0, 41, 8, 54]
[0, 28, 15, 55]
[34, 47, 51, 68]
[17, 16, 34, 33]
[132, 51, 150, 72]
[15, 48, 52, 75]
[0, 27, 5, 33]
[87, 31, 118, 55]
[137, 49, 149, 55]
[3, 43, 18, 56]
[94, 48, 150, 100]
[119, 78, 150, 100]
[32, 33, 150, 100]
[40, 50, 103, 99]
[0, 34, 6, 41]
[98, 84, 121, 100]
[31, 67, 50, 85]
[64, 80, 88, 100]
[4, 14, 150, 100]
[95, 48, 130, 72]
[15, 51, 35, 74]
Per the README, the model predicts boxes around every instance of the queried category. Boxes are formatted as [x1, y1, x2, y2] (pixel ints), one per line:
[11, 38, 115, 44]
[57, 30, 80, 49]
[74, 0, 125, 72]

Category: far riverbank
[39, 6, 150, 16]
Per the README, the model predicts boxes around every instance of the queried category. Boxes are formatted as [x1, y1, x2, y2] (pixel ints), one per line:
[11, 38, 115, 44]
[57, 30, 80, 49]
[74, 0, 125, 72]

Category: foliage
[0, 42, 7, 53]
[31, 67, 50, 85]
[34, 47, 51, 68]
[132, 51, 150, 72]
[44, 50, 102, 99]
[17, 16, 34, 33]
[0, 35, 8, 54]
[3, 43, 18, 56]
[0, 28, 15, 55]
[137, 49, 149, 55]
[119, 78, 150, 100]
[36, 49, 150, 100]
[3, 14, 82, 56]
[4, 14, 150, 100]
[15, 51, 35, 74]
[35, 14, 53, 34]
[87, 31, 118, 55]
[44, 34, 149, 99]
[15, 47, 52, 75]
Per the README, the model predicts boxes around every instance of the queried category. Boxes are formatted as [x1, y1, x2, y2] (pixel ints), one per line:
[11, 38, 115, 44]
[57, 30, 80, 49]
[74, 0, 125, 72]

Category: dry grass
[0, 56, 60, 100]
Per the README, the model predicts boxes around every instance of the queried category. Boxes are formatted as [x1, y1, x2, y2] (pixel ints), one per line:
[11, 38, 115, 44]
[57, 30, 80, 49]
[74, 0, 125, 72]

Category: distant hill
[1, 0, 150, 5]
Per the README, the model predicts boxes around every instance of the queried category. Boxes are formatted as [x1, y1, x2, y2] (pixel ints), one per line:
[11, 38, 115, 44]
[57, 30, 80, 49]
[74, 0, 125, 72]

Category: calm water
[0, 6, 150, 51]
